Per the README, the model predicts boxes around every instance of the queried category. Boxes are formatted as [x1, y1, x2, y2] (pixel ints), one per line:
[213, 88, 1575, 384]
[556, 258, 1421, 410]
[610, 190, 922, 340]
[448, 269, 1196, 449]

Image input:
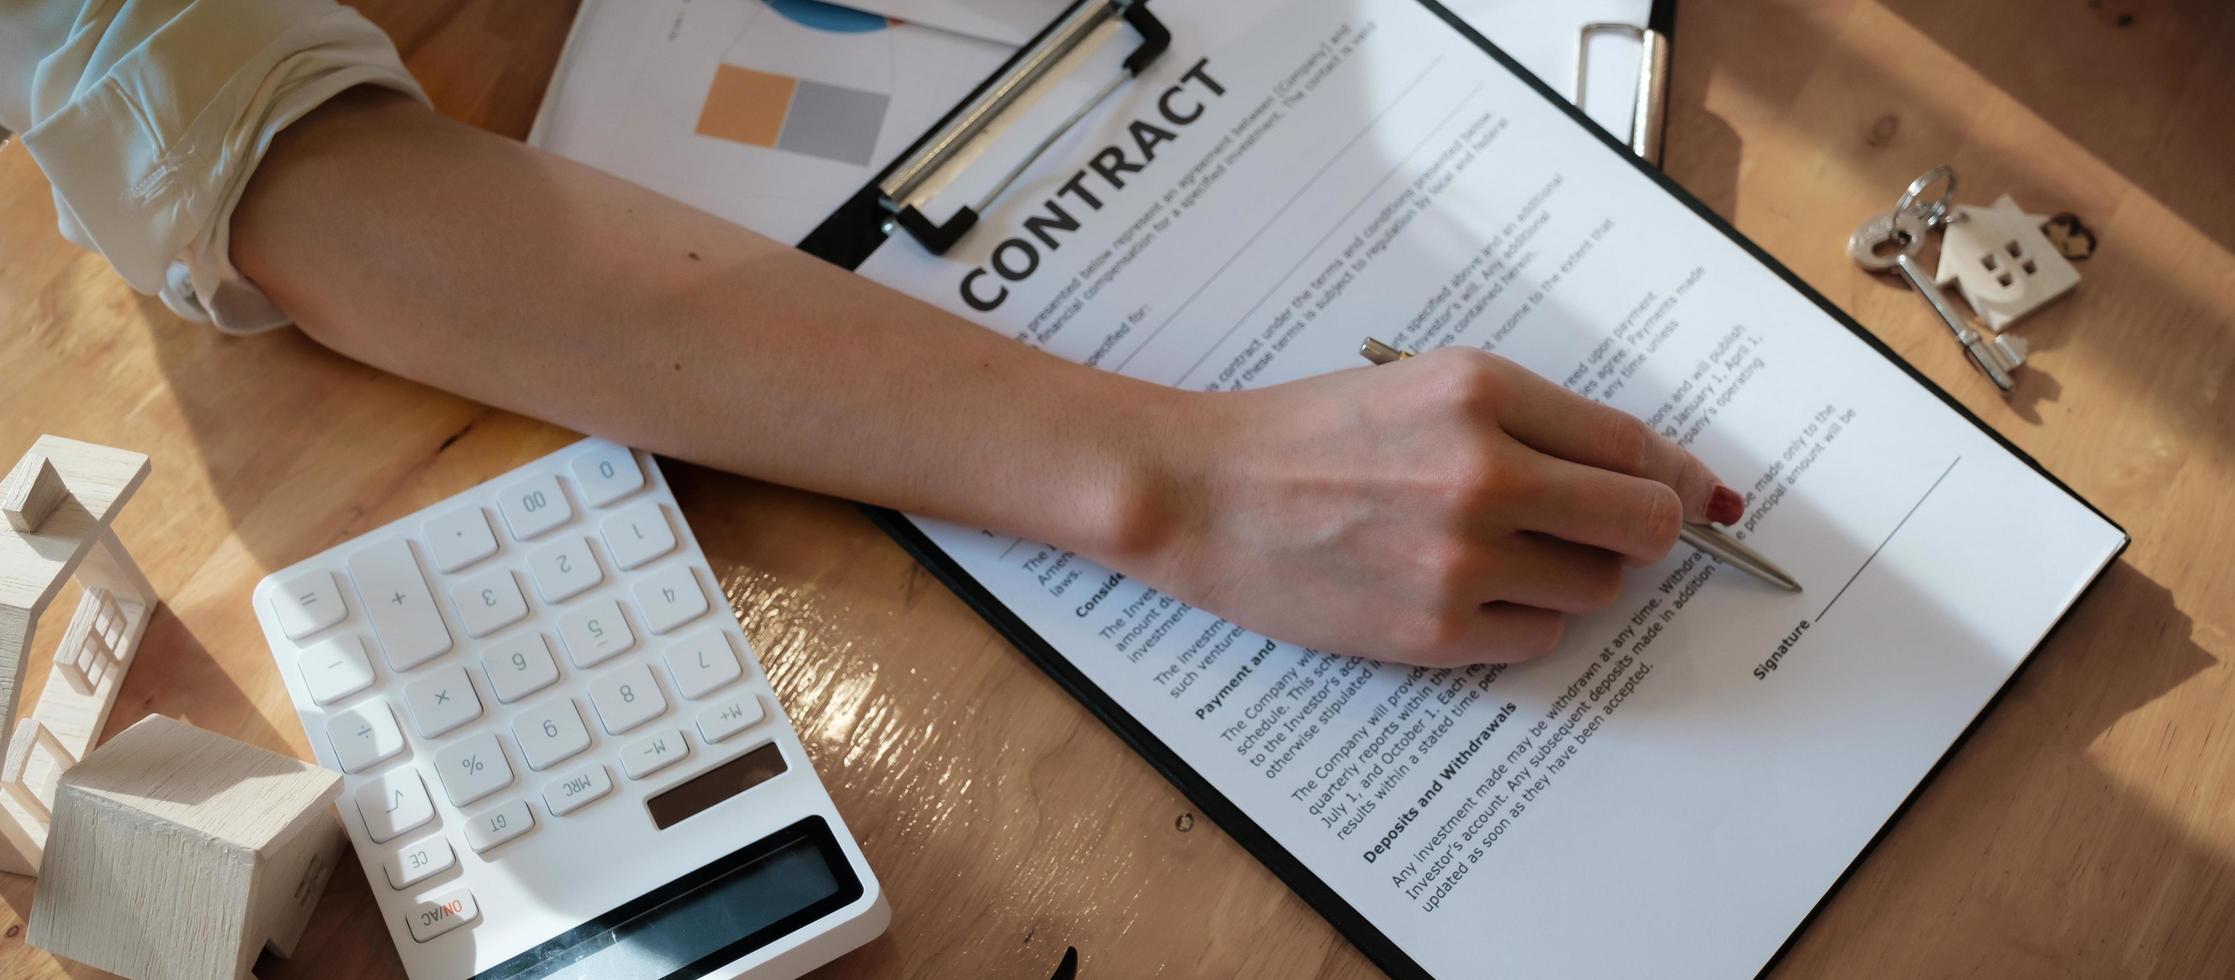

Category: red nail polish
[1707, 485, 1745, 525]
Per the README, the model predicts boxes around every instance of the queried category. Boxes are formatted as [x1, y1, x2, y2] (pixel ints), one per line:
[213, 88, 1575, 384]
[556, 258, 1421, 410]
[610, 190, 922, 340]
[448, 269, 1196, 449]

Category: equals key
[272, 569, 347, 640]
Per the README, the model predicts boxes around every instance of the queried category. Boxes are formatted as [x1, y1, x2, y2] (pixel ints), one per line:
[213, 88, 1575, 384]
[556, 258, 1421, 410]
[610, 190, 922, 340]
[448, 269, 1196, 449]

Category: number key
[663, 628, 742, 699]
[600, 501, 676, 570]
[449, 568, 528, 639]
[529, 535, 603, 604]
[498, 473, 573, 541]
[559, 598, 636, 668]
[634, 564, 709, 635]
[480, 634, 560, 703]
[513, 698, 592, 770]
[570, 444, 644, 506]
[589, 662, 667, 735]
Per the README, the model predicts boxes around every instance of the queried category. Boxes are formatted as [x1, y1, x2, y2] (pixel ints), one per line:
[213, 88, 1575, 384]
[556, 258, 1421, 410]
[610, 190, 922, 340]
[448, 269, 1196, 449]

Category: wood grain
[1, 1, 2230, 977]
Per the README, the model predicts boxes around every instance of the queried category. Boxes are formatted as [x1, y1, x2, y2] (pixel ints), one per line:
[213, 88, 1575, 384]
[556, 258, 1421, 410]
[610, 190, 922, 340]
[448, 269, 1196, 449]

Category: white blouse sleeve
[1, 0, 429, 333]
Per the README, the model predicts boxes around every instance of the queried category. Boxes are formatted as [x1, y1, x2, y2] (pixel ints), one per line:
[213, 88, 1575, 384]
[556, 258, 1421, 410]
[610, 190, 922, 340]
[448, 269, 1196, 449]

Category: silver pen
[1359, 338, 1801, 592]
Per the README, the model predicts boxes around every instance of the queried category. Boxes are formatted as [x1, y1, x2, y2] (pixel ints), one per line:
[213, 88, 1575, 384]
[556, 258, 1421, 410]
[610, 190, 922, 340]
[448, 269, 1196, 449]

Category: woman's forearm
[233, 88, 1186, 563]
[232, 86, 1737, 668]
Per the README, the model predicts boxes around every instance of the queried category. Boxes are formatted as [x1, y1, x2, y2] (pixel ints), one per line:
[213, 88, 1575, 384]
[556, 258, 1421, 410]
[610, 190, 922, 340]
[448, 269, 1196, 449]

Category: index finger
[1480, 356, 1731, 524]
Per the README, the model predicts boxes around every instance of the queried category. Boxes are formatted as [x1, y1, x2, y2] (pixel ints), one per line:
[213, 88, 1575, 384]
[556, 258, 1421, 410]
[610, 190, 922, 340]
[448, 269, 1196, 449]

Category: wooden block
[1, 456, 63, 532]
[0, 436, 154, 853]
[27, 715, 344, 980]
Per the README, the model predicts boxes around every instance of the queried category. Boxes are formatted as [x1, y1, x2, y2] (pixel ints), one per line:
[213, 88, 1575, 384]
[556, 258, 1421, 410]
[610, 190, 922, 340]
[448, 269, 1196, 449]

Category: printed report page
[853, 0, 2126, 974]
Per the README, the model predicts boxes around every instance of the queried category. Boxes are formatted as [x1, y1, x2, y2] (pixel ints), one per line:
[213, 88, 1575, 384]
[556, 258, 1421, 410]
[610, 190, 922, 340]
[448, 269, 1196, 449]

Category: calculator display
[480, 813, 863, 980]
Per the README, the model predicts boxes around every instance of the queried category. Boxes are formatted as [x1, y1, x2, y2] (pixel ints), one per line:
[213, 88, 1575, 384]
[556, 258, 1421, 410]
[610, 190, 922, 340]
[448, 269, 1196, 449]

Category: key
[384, 834, 455, 889]
[298, 634, 376, 705]
[404, 665, 484, 739]
[696, 692, 765, 744]
[1850, 209, 2026, 393]
[590, 662, 668, 735]
[355, 768, 436, 843]
[544, 763, 614, 816]
[621, 728, 689, 780]
[559, 598, 636, 668]
[498, 473, 573, 541]
[348, 539, 452, 671]
[424, 506, 498, 573]
[664, 628, 743, 699]
[571, 443, 645, 507]
[529, 535, 603, 604]
[449, 568, 528, 638]
[481, 633, 560, 703]
[513, 697, 593, 770]
[634, 564, 709, 635]
[327, 701, 406, 774]
[434, 731, 515, 807]
[601, 501, 677, 570]
[272, 570, 346, 640]
[406, 886, 479, 943]
[464, 798, 536, 854]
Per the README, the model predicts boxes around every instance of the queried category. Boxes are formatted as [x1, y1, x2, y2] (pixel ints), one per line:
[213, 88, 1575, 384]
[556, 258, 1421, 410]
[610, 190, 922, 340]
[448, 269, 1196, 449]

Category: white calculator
[253, 439, 888, 979]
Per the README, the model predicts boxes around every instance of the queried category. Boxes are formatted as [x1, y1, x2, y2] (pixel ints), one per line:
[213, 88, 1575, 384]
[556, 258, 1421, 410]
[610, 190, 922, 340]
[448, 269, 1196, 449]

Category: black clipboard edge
[800, 2, 2132, 976]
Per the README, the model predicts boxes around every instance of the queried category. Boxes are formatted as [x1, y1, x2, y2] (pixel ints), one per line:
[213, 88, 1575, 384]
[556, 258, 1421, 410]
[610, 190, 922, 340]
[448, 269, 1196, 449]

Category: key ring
[1892, 166, 1958, 229]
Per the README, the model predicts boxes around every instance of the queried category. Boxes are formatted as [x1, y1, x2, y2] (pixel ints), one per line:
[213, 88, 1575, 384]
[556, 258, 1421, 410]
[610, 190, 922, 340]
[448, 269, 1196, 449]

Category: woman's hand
[1122, 348, 1742, 667]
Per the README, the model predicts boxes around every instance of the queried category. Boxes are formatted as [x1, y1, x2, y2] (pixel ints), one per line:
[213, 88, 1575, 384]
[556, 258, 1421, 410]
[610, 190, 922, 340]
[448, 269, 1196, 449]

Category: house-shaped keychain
[1933, 194, 2082, 333]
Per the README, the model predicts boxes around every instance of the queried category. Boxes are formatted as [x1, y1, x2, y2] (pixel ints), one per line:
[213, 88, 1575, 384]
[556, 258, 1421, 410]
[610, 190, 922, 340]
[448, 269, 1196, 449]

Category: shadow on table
[1775, 563, 2227, 976]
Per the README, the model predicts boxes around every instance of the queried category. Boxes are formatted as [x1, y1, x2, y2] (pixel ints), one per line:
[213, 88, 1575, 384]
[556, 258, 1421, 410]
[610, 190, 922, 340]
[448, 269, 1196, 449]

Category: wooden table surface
[4, 1, 2232, 977]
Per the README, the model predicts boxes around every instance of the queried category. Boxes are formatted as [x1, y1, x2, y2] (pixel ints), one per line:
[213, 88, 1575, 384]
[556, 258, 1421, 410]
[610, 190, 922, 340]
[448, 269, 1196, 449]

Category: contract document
[829, 0, 2128, 975]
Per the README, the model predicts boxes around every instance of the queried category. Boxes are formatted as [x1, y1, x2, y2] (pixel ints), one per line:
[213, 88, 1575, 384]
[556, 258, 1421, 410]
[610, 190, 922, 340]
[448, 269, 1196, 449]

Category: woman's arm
[234, 88, 1739, 666]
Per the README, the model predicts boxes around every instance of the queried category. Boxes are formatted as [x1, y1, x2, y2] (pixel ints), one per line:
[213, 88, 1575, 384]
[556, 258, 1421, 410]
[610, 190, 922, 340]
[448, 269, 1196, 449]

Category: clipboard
[797, 3, 2126, 976]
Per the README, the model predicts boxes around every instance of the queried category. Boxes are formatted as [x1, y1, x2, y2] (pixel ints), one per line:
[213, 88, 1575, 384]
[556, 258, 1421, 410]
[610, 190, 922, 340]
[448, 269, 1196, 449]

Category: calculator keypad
[259, 442, 790, 962]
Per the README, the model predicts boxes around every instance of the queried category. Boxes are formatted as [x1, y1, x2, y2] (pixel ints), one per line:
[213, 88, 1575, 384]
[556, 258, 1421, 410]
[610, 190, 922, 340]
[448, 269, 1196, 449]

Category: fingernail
[1707, 485, 1745, 525]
